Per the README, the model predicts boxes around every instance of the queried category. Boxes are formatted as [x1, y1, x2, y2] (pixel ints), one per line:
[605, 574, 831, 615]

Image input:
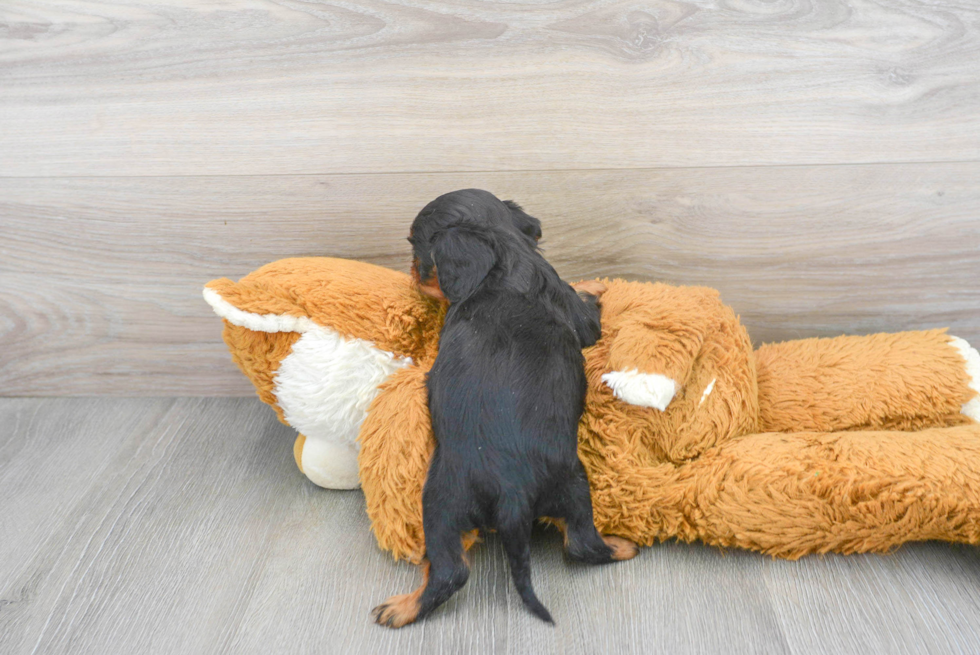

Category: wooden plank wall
[1, 0, 978, 395]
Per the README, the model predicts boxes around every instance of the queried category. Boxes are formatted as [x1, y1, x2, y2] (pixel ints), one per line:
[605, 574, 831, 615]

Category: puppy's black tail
[499, 522, 554, 624]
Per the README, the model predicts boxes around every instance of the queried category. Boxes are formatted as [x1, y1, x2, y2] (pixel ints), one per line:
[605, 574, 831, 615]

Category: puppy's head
[409, 189, 539, 303]
[501, 200, 542, 243]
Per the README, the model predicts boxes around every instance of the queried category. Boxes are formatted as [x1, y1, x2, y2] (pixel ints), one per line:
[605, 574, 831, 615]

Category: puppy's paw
[371, 593, 421, 628]
[602, 535, 639, 561]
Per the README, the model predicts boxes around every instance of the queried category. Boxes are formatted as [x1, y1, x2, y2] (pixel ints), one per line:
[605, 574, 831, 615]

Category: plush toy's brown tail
[755, 329, 978, 433]
[582, 422, 980, 559]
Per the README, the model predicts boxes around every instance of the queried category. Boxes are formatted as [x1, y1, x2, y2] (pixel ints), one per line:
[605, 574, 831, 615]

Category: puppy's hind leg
[371, 522, 472, 628]
[373, 477, 474, 629]
[371, 560, 431, 629]
[414, 511, 472, 622]
[558, 465, 639, 564]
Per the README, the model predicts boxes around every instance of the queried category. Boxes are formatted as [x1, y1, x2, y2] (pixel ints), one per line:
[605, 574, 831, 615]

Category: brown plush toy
[205, 257, 980, 563]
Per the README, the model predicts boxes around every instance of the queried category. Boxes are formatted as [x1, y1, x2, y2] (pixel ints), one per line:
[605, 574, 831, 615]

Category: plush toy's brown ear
[431, 228, 496, 304]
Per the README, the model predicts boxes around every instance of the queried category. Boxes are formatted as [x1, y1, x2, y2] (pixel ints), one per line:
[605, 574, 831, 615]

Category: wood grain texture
[2, 397, 980, 654]
[2, 0, 979, 176]
[2, 163, 978, 395]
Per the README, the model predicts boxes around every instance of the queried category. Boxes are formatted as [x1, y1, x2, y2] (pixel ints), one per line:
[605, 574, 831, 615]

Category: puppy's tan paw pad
[603, 535, 639, 561]
[371, 593, 420, 629]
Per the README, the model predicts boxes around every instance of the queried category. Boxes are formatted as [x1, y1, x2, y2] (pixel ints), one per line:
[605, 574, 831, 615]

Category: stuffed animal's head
[204, 257, 445, 488]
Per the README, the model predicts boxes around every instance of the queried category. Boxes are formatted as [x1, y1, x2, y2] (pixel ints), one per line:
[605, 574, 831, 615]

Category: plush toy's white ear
[203, 286, 317, 333]
[950, 336, 980, 422]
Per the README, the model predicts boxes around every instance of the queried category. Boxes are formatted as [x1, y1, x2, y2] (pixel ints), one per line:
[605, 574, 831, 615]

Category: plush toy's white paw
[950, 336, 980, 422]
[602, 370, 677, 411]
[299, 438, 361, 489]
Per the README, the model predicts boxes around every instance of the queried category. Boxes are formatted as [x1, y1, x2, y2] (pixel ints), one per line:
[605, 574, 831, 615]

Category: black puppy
[372, 189, 637, 628]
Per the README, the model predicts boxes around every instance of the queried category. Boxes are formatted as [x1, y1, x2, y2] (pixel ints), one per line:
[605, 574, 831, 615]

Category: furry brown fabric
[206, 257, 980, 562]
[756, 331, 973, 432]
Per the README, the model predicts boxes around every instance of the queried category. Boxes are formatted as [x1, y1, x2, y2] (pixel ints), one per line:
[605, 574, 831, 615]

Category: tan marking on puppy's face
[412, 258, 447, 302]
[572, 280, 608, 298]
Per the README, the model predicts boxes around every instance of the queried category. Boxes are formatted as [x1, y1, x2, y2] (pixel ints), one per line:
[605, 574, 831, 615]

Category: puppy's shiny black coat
[397, 189, 628, 625]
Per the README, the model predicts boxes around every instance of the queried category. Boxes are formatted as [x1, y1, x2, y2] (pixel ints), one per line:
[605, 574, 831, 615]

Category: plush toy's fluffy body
[205, 258, 980, 562]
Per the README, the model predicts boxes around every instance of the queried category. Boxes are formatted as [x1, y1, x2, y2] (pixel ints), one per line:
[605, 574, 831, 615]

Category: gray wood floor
[3, 397, 980, 654]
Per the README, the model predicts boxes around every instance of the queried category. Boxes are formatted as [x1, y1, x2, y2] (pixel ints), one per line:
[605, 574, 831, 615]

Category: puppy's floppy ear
[431, 228, 496, 304]
[503, 200, 542, 242]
